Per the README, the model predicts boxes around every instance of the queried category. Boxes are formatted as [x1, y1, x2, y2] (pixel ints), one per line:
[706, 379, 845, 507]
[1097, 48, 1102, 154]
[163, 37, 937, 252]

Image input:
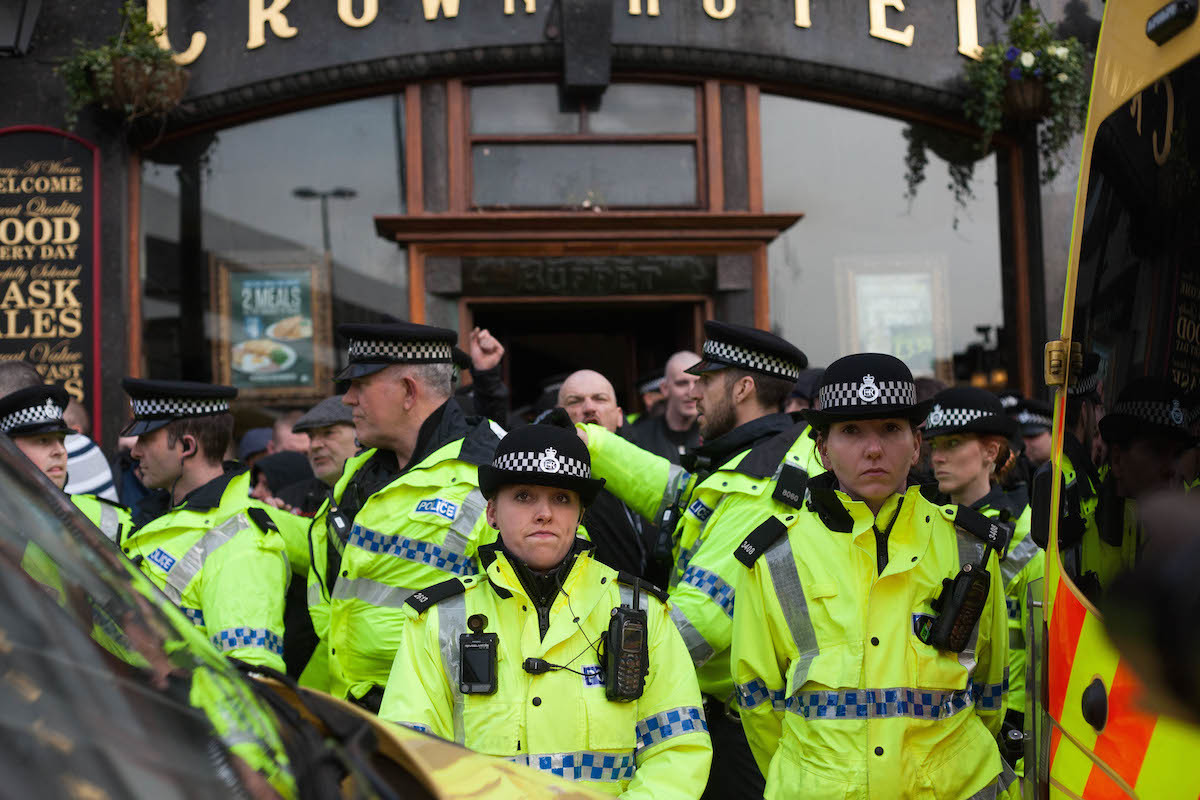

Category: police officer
[925, 387, 1040, 780]
[1031, 355, 1104, 599]
[578, 320, 808, 799]
[0, 383, 132, 539]
[120, 378, 291, 673]
[380, 420, 712, 797]
[731, 353, 1010, 799]
[306, 321, 503, 704]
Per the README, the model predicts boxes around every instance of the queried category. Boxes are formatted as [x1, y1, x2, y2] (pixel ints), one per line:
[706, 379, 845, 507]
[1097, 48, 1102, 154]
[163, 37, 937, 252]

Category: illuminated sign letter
[795, 0, 811, 27]
[339, 0, 379, 27]
[423, 0, 462, 20]
[868, 0, 914, 47]
[630, 0, 661, 14]
[248, 0, 298, 49]
[956, 0, 982, 59]
[146, 0, 207, 65]
[504, 0, 537, 14]
[703, 0, 735, 20]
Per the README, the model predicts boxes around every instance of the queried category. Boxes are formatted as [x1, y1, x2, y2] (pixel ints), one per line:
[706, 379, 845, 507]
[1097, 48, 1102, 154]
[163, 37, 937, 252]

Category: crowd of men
[4, 316, 1185, 800]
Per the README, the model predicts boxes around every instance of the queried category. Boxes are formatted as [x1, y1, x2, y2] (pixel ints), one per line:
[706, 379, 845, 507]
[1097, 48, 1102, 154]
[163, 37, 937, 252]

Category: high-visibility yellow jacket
[379, 542, 712, 798]
[120, 468, 290, 673]
[307, 402, 503, 699]
[973, 486, 1039, 726]
[730, 477, 1009, 800]
[583, 414, 815, 702]
[71, 493, 132, 542]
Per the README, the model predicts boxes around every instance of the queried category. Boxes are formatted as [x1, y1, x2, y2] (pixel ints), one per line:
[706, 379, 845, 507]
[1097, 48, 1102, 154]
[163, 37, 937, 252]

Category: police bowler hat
[478, 422, 605, 506]
[0, 384, 72, 437]
[802, 353, 931, 428]
[923, 387, 1017, 440]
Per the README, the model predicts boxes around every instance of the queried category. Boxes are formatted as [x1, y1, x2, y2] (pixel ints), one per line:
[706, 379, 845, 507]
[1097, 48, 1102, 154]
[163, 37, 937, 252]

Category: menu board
[0, 127, 100, 434]
[213, 255, 331, 399]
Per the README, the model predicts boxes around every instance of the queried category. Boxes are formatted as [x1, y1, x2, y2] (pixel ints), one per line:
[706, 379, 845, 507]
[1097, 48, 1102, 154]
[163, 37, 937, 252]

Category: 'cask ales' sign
[0, 127, 100, 437]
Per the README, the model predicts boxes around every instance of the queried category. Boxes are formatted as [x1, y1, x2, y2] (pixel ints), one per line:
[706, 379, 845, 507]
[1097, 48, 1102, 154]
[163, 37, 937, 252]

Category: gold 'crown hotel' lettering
[145, 1, 984, 63]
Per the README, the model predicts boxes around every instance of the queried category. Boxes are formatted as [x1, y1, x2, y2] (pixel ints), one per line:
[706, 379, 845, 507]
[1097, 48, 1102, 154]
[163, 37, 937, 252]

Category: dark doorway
[467, 298, 706, 414]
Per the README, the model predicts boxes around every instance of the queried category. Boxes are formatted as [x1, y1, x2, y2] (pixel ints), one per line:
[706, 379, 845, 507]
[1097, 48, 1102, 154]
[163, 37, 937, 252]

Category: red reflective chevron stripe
[1082, 762, 1133, 800]
[1049, 578, 1089, 720]
[1089, 662, 1156, 790]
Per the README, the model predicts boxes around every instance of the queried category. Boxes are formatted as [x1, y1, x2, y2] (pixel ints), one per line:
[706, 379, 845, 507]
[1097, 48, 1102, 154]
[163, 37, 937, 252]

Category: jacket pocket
[585, 694, 640, 751]
[463, 698, 522, 755]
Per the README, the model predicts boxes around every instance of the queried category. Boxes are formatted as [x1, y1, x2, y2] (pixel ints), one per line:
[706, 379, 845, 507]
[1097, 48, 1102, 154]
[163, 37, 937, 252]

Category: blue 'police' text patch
[148, 548, 177, 572]
[582, 665, 605, 687]
[688, 499, 713, 523]
[415, 498, 459, 520]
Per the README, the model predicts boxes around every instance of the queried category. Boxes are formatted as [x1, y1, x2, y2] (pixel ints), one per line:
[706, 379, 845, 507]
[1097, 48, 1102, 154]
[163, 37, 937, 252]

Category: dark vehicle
[0, 436, 603, 799]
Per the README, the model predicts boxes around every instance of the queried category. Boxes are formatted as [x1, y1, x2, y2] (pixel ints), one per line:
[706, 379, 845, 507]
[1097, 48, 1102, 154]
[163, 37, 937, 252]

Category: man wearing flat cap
[578, 320, 812, 799]
[118, 378, 292, 674]
[305, 321, 503, 706]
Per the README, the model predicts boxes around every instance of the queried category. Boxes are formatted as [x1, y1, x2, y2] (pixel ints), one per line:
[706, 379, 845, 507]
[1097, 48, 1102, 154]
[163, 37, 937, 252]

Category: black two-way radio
[604, 580, 649, 702]
[917, 506, 1012, 653]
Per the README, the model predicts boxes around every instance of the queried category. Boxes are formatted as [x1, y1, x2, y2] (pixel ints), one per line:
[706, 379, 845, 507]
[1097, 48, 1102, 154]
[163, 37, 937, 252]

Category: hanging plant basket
[109, 56, 188, 116]
[1002, 77, 1051, 121]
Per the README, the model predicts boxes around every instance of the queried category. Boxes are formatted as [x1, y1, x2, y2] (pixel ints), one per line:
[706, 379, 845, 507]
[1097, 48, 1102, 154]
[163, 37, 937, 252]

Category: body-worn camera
[460, 632, 498, 694]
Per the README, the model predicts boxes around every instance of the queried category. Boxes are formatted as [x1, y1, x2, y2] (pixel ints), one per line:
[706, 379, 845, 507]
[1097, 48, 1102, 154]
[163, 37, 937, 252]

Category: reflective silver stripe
[669, 603, 715, 668]
[634, 706, 707, 757]
[332, 575, 414, 609]
[97, 504, 119, 541]
[307, 580, 325, 608]
[1000, 530, 1039, 586]
[763, 537, 819, 690]
[954, 528, 984, 675]
[507, 751, 636, 783]
[966, 781, 1000, 800]
[437, 592, 469, 743]
[618, 584, 635, 609]
[397, 721, 429, 733]
[653, 464, 690, 526]
[161, 514, 251, 604]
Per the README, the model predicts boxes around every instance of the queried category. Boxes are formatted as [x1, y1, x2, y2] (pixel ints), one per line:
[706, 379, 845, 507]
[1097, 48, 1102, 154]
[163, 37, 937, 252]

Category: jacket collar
[408, 399, 500, 470]
[806, 470, 935, 533]
[681, 413, 798, 476]
[177, 463, 248, 512]
[971, 484, 1019, 518]
[1062, 432, 1101, 498]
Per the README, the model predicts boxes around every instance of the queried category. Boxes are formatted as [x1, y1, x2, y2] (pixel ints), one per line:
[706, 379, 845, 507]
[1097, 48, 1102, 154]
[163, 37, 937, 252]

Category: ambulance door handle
[1081, 678, 1108, 732]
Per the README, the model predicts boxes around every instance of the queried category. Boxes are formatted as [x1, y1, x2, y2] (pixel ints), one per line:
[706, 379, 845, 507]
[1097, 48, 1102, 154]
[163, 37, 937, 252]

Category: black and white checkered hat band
[131, 397, 230, 420]
[1111, 400, 1188, 430]
[1069, 371, 1101, 396]
[0, 398, 64, 434]
[819, 379, 916, 409]
[702, 339, 801, 380]
[348, 338, 453, 363]
[925, 406, 991, 430]
[1016, 410, 1052, 429]
[639, 377, 664, 394]
[492, 449, 591, 479]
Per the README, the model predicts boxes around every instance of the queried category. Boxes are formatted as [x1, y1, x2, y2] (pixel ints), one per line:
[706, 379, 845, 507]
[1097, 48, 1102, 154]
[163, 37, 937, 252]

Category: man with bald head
[629, 351, 702, 464]
[557, 368, 655, 579]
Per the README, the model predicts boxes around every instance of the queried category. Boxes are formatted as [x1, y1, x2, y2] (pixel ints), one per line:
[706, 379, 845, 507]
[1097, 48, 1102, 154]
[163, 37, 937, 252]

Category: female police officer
[730, 354, 1010, 799]
[379, 419, 712, 798]
[925, 386, 1041, 780]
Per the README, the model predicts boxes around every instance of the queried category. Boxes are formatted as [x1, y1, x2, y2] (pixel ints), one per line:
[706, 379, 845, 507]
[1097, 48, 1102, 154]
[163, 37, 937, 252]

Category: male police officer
[578, 320, 808, 799]
[120, 379, 291, 673]
[306, 321, 503, 706]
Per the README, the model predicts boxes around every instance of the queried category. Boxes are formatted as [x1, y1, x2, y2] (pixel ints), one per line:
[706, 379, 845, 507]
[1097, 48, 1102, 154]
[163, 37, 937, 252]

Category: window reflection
[1058, 55, 1200, 603]
[760, 94, 1004, 380]
[141, 95, 407, 381]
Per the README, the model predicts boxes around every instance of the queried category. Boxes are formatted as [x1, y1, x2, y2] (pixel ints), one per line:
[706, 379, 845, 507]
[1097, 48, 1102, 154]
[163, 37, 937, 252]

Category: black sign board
[0, 127, 101, 438]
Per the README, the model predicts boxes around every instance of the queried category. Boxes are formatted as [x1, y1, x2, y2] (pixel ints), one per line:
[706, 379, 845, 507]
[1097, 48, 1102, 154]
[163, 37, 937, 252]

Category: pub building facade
[0, 0, 1100, 447]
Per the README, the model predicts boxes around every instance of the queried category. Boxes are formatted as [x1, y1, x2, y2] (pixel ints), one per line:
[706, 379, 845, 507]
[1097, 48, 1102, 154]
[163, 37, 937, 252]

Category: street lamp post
[292, 186, 357, 254]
